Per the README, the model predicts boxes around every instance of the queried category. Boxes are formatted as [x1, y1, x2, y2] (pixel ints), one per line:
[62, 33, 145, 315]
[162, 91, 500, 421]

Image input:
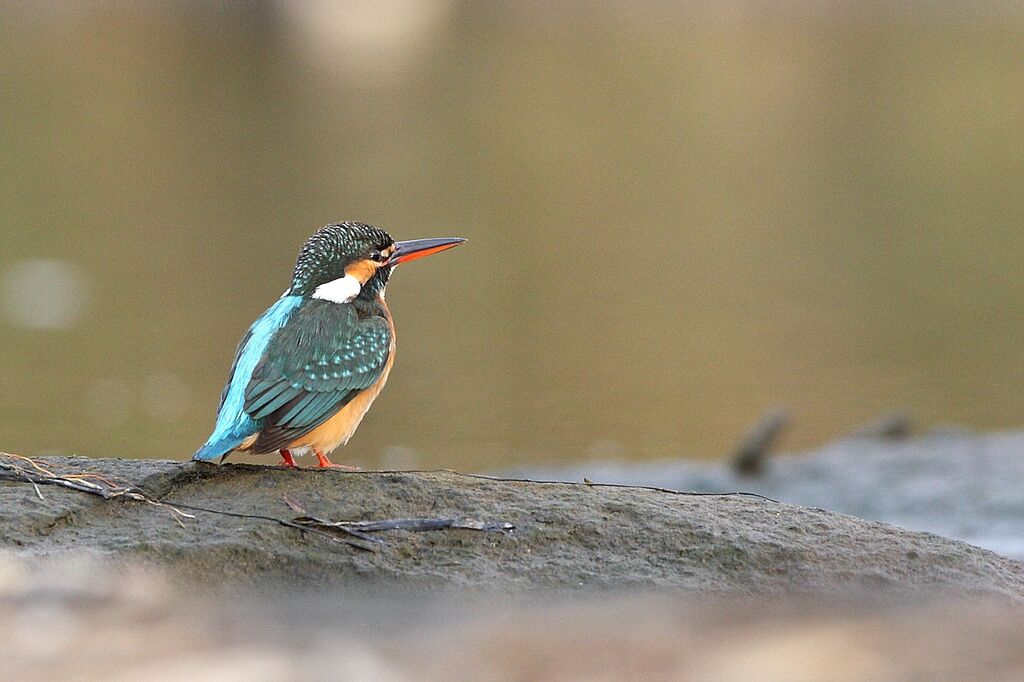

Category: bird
[192, 221, 465, 468]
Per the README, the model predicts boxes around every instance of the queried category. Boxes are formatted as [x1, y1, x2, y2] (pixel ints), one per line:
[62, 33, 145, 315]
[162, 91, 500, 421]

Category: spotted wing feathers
[243, 301, 392, 453]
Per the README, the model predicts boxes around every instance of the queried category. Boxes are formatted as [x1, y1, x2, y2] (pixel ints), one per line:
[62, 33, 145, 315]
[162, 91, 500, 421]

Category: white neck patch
[312, 274, 361, 303]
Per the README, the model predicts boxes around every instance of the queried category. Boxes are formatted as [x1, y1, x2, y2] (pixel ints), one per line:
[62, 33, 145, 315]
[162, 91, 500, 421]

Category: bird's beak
[392, 237, 466, 265]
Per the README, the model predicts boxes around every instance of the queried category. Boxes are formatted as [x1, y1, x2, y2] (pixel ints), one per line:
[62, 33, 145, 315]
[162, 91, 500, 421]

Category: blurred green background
[1, 2, 1022, 470]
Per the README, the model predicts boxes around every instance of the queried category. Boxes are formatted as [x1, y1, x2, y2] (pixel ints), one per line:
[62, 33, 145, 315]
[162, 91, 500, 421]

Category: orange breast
[289, 298, 396, 455]
[289, 352, 394, 454]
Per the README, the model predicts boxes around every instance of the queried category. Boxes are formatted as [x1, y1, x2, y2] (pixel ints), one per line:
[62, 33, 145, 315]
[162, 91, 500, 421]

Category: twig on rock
[281, 494, 514, 547]
[0, 452, 195, 526]
[0, 453, 514, 553]
[423, 470, 783, 504]
[336, 518, 514, 533]
[19, 468, 44, 501]
[164, 498, 379, 551]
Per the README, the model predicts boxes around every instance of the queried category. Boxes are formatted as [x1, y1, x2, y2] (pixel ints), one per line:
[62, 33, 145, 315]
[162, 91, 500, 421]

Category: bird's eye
[369, 251, 384, 262]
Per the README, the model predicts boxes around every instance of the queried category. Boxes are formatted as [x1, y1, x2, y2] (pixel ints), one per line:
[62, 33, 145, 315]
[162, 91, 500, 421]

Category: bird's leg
[314, 449, 359, 471]
[278, 449, 297, 468]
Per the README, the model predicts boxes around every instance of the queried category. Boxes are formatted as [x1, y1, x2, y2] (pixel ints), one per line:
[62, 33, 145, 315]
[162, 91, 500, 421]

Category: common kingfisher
[192, 222, 465, 468]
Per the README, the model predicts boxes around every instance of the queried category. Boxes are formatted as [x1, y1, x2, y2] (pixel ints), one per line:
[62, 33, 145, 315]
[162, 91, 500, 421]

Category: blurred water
[0, 258, 89, 330]
[1, 2, 1022, 469]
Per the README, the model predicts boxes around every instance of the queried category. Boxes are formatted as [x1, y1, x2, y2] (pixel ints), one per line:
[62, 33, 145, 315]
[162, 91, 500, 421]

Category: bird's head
[288, 221, 465, 302]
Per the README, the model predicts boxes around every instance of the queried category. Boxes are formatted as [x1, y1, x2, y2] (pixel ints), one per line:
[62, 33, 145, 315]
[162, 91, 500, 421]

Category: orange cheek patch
[344, 259, 379, 285]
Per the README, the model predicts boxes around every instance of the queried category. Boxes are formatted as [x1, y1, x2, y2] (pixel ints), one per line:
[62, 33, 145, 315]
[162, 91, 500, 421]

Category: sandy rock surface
[2, 456, 1023, 598]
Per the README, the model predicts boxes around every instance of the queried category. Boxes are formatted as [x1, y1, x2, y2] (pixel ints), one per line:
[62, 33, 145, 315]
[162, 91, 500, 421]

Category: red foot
[279, 449, 297, 468]
[314, 449, 359, 471]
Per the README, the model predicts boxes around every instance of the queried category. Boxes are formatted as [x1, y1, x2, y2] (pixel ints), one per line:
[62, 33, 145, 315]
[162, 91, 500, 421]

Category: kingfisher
[192, 221, 465, 468]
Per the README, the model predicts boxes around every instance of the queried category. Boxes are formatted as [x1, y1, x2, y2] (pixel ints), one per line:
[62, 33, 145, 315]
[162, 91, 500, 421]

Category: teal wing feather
[243, 300, 392, 453]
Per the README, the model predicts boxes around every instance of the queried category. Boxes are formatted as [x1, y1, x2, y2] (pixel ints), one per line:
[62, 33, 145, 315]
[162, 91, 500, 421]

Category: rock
[3, 456, 1024, 599]
[513, 430, 1024, 560]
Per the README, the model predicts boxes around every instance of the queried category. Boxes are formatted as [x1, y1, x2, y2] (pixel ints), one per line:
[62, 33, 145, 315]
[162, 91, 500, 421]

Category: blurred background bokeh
[2, 1, 1022, 470]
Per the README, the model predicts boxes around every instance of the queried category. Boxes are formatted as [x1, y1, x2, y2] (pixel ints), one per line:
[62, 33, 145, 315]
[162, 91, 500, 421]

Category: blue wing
[192, 295, 303, 461]
[243, 300, 392, 453]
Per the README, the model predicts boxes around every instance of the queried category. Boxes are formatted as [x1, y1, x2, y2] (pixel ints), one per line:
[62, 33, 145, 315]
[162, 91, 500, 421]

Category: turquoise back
[192, 295, 302, 460]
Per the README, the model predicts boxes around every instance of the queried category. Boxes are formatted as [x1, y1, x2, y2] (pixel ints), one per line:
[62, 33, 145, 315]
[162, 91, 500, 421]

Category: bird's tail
[191, 437, 238, 462]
